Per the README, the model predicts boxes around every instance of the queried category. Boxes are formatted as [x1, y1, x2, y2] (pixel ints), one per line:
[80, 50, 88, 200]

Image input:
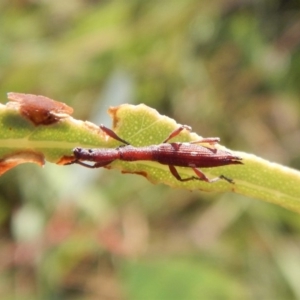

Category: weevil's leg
[68, 159, 114, 169]
[73, 161, 98, 168]
[163, 125, 220, 145]
[219, 175, 234, 184]
[100, 124, 130, 145]
[193, 168, 234, 184]
[190, 137, 220, 145]
[168, 165, 234, 184]
[168, 165, 201, 182]
[163, 125, 192, 143]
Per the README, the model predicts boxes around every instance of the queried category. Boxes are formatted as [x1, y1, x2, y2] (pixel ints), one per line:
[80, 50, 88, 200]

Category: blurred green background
[1, 0, 300, 299]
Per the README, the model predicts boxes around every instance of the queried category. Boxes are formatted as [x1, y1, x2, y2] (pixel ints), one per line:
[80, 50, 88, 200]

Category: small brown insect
[71, 125, 242, 183]
[7, 92, 73, 125]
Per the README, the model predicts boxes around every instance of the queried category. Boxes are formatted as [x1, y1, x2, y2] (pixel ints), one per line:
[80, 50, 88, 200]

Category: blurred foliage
[1, 0, 300, 299]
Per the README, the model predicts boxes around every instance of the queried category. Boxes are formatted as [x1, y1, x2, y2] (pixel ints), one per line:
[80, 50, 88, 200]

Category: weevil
[71, 124, 242, 184]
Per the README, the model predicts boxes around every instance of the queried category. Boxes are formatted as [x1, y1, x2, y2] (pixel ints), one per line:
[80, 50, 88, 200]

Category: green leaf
[1, 93, 300, 214]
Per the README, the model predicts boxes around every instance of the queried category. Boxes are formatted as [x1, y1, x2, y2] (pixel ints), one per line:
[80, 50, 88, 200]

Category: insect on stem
[70, 124, 242, 184]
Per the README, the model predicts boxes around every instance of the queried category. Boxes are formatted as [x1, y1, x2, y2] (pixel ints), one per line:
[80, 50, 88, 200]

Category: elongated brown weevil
[71, 125, 242, 183]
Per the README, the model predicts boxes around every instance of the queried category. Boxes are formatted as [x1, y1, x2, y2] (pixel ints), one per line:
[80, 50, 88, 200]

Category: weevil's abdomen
[152, 143, 242, 168]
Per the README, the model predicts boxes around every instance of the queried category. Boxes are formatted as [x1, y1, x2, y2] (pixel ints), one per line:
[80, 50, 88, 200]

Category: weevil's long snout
[73, 147, 120, 163]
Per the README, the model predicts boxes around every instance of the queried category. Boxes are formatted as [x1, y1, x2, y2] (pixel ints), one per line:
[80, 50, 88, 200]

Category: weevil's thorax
[118, 145, 157, 161]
